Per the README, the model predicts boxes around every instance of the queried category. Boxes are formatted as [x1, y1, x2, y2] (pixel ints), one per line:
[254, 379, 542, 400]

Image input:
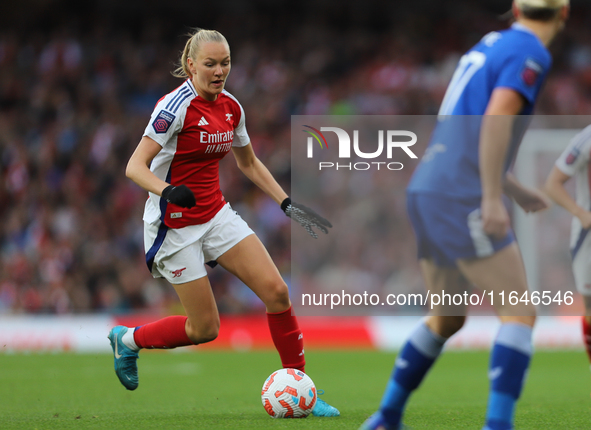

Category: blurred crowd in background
[1, 0, 591, 315]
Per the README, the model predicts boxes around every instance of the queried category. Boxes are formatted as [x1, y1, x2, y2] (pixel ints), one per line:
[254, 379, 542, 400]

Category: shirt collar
[186, 79, 198, 97]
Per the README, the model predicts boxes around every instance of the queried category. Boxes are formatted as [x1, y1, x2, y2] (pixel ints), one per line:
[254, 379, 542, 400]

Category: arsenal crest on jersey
[225, 113, 234, 126]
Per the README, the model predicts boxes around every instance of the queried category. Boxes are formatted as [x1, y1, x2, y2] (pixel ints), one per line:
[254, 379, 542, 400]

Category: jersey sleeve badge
[565, 148, 580, 165]
[564, 134, 589, 165]
[152, 110, 176, 134]
[565, 140, 586, 165]
[521, 58, 543, 87]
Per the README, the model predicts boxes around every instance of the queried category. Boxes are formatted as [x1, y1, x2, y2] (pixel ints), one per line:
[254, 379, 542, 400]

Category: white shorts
[144, 203, 254, 284]
[573, 237, 591, 297]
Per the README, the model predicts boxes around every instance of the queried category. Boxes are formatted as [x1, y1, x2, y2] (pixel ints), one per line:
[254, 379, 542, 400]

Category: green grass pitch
[1, 349, 590, 429]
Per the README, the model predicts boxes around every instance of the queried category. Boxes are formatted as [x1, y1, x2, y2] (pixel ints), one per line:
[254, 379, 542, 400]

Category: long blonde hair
[172, 28, 229, 78]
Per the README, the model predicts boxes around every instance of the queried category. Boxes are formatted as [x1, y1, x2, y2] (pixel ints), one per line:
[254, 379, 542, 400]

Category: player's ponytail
[172, 28, 229, 79]
[172, 34, 194, 78]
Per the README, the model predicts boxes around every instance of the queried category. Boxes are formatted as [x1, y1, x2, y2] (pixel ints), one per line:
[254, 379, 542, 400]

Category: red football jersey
[142, 80, 250, 228]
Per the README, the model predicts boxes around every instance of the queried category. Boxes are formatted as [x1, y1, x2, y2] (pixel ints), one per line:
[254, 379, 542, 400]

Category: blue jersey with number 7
[407, 23, 551, 199]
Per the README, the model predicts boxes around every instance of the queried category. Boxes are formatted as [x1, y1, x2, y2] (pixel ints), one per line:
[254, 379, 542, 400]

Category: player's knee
[265, 280, 291, 309]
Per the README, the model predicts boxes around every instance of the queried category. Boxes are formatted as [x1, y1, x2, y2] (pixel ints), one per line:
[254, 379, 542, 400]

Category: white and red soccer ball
[261, 368, 317, 418]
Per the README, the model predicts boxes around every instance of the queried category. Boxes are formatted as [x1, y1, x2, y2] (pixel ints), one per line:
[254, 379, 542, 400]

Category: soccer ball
[261, 368, 317, 418]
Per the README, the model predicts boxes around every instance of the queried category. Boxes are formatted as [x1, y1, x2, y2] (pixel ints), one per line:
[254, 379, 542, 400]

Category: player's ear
[186, 57, 196, 77]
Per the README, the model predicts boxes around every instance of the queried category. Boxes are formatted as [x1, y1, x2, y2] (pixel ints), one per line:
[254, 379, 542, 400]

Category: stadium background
[1, 0, 591, 351]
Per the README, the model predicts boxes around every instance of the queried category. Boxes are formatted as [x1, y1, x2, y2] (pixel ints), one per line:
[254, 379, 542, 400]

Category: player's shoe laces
[312, 390, 340, 417]
[108, 326, 139, 391]
[359, 412, 409, 430]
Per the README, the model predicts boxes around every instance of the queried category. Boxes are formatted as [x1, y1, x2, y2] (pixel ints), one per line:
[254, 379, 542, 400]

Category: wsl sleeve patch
[521, 58, 543, 87]
[152, 110, 176, 134]
[565, 139, 586, 165]
[565, 148, 579, 165]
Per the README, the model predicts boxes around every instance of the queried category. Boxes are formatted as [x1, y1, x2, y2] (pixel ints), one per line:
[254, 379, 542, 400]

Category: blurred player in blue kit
[545, 125, 591, 390]
[361, 1, 569, 429]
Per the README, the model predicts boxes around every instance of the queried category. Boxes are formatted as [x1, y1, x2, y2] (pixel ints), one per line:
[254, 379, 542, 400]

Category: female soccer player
[362, 1, 569, 429]
[545, 124, 591, 387]
[107, 28, 338, 417]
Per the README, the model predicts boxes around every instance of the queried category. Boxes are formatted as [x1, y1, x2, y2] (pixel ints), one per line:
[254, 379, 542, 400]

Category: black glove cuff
[162, 185, 175, 200]
[280, 197, 292, 213]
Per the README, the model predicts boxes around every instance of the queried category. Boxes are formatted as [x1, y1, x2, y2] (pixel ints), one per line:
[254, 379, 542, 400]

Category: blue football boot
[108, 326, 139, 390]
[359, 411, 409, 430]
[312, 390, 340, 417]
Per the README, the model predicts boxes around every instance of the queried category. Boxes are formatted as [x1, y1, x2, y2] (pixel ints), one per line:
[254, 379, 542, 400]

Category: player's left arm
[232, 143, 332, 238]
[480, 88, 525, 238]
[232, 142, 288, 204]
[503, 172, 550, 213]
[545, 166, 591, 229]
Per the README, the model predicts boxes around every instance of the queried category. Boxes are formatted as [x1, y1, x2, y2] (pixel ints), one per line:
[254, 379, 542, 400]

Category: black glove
[281, 197, 332, 239]
[161, 185, 196, 208]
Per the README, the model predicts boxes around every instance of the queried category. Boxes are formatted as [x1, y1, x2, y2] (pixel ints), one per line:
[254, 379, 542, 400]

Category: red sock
[582, 317, 591, 363]
[133, 316, 193, 349]
[267, 306, 306, 372]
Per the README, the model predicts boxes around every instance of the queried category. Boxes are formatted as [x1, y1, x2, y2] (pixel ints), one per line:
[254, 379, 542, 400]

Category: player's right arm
[126, 136, 196, 208]
[479, 88, 525, 238]
[126, 136, 169, 195]
[545, 166, 591, 229]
